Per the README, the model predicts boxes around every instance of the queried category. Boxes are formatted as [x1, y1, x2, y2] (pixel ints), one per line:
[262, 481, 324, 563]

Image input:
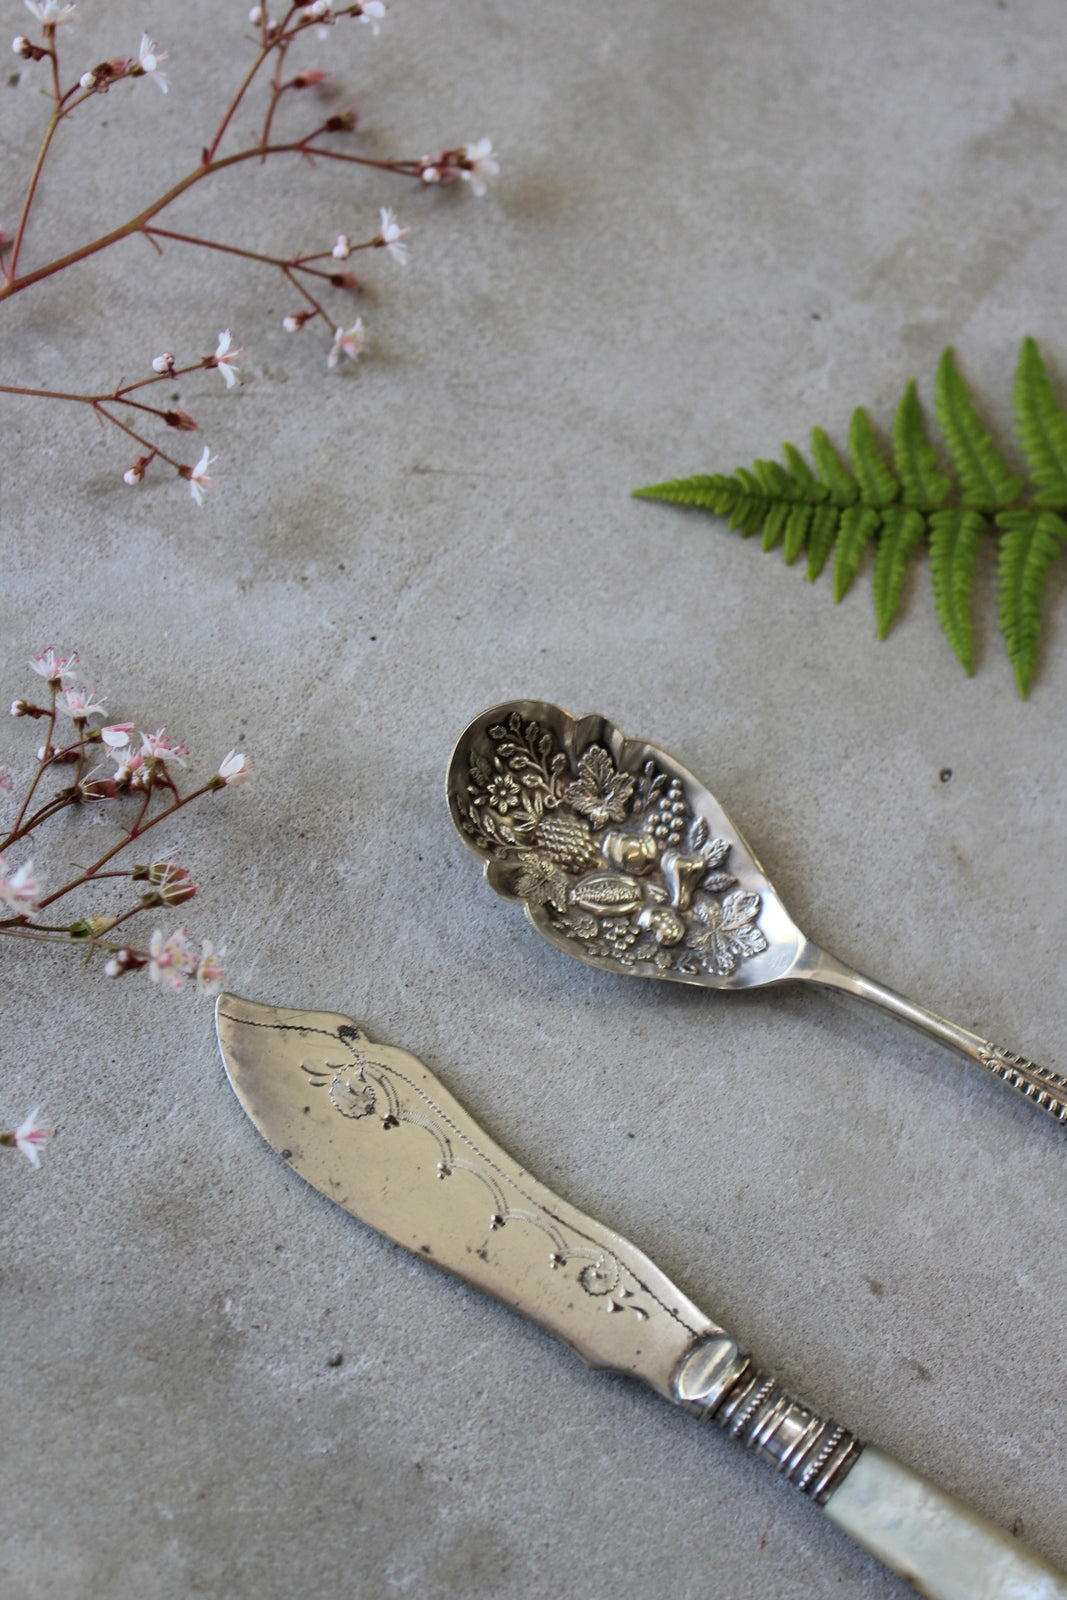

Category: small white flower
[217, 750, 252, 786]
[58, 685, 105, 721]
[140, 728, 189, 768]
[377, 207, 409, 265]
[9, 1108, 53, 1169]
[356, 0, 384, 34]
[0, 854, 41, 913]
[195, 940, 226, 996]
[460, 138, 498, 197]
[327, 318, 364, 368]
[188, 445, 216, 505]
[212, 329, 242, 388]
[306, 0, 331, 16]
[152, 351, 174, 374]
[331, 233, 351, 261]
[149, 927, 194, 990]
[24, 2, 76, 25]
[30, 648, 78, 683]
[137, 31, 168, 91]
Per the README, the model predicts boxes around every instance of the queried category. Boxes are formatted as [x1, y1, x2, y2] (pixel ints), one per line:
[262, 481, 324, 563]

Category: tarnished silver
[447, 701, 1067, 1131]
[215, 992, 858, 1501]
[216, 993, 1067, 1595]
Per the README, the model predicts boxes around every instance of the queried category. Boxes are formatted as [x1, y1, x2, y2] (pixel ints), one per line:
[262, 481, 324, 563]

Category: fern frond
[1014, 338, 1067, 508]
[995, 509, 1067, 696]
[873, 507, 926, 638]
[633, 339, 1067, 693]
[848, 408, 899, 507]
[893, 381, 952, 508]
[928, 510, 984, 674]
[833, 506, 881, 601]
[935, 348, 1023, 508]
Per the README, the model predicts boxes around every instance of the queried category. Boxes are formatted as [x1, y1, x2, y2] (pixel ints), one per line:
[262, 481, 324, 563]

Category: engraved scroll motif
[301, 1039, 659, 1323]
[455, 711, 766, 978]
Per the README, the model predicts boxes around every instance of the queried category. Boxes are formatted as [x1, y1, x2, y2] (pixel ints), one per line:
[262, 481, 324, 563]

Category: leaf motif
[701, 837, 730, 869]
[935, 348, 1023, 509]
[848, 408, 899, 508]
[892, 380, 952, 509]
[689, 816, 708, 852]
[720, 890, 761, 928]
[873, 506, 926, 638]
[929, 509, 985, 675]
[995, 509, 1067, 696]
[833, 506, 881, 601]
[1014, 337, 1067, 508]
[702, 872, 737, 893]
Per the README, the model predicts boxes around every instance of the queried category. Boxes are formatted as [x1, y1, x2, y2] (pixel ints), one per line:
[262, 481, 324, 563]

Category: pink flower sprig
[2, 3, 499, 500]
[1, 648, 250, 998]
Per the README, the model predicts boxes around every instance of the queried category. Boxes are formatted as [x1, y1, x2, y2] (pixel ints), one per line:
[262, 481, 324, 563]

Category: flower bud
[10, 699, 28, 717]
[80, 70, 96, 89]
[123, 463, 144, 485]
[249, 4, 263, 20]
[332, 234, 351, 260]
[152, 351, 175, 374]
[12, 35, 32, 57]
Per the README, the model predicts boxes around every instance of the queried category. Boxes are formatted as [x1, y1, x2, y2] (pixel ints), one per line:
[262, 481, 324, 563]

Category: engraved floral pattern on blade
[456, 710, 764, 977]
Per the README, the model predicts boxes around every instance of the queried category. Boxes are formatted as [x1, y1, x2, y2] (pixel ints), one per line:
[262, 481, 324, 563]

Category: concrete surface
[1, 1, 1065, 1596]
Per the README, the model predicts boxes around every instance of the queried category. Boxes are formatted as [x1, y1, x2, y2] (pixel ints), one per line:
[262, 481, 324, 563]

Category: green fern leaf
[935, 348, 1023, 509]
[632, 338, 1067, 693]
[810, 426, 857, 505]
[928, 509, 985, 674]
[833, 506, 881, 601]
[782, 441, 826, 501]
[782, 502, 812, 565]
[873, 507, 926, 637]
[848, 408, 899, 507]
[805, 502, 841, 580]
[760, 499, 790, 552]
[1014, 337, 1067, 508]
[995, 509, 1067, 695]
[893, 381, 952, 508]
[631, 475, 724, 509]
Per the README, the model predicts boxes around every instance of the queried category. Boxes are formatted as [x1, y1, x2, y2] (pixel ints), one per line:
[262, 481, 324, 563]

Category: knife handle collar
[674, 1334, 862, 1502]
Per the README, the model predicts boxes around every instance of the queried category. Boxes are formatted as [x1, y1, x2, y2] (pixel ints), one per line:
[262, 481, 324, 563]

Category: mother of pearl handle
[823, 1447, 1067, 1599]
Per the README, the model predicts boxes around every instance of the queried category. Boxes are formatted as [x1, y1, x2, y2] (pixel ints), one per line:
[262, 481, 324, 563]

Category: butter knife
[216, 992, 1067, 1599]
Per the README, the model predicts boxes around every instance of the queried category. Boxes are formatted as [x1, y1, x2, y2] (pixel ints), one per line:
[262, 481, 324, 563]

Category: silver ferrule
[673, 1335, 862, 1504]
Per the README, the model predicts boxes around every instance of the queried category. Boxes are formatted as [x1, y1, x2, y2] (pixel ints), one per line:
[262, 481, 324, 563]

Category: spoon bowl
[448, 700, 1067, 1131]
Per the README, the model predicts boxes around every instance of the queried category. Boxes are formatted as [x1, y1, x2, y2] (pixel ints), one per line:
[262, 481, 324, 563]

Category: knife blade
[216, 992, 1067, 1600]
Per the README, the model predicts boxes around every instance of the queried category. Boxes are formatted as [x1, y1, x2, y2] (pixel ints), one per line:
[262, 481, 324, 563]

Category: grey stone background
[2, 1, 1065, 1595]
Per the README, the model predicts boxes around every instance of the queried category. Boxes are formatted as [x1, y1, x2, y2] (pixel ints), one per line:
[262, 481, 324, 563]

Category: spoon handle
[799, 946, 1067, 1129]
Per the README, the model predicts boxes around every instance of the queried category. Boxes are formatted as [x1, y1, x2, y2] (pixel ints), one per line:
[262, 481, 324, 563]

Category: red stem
[0, 142, 421, 304]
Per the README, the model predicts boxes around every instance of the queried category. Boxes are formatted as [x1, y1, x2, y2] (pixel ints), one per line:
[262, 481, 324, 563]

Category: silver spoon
[447, 700, 1066, 1131]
